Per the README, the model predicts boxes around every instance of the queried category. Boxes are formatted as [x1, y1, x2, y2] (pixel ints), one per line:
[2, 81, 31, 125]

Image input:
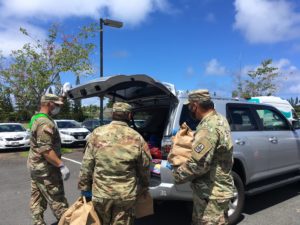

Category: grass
[19, 147, 74, 158]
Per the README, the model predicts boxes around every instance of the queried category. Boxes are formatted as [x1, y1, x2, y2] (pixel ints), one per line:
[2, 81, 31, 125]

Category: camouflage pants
[192, 194, 230, 225]
[30, 172, 68, 225]
[93, 198, 135, 225]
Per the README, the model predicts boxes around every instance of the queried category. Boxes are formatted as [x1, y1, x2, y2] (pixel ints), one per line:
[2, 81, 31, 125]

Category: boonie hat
[41, 94, 63, 105]
[112, 102, 132, 112]
[184, 89, 211, 104]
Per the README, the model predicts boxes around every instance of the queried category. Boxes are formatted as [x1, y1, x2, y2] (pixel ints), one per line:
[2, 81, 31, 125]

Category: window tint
[228, 107, 258, 131]
[255, 108, 290, 131]
[56, 121, 82, 129]
[179, 104, 200, 131]
[0, 124, 26, 132]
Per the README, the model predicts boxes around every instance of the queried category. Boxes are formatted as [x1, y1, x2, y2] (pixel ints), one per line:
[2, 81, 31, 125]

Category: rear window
[56, 121, 82, 129]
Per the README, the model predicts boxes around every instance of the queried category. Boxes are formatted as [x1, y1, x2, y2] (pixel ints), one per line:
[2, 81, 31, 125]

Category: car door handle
[235, 139, 245, 145]
[269, 137, 278, 144]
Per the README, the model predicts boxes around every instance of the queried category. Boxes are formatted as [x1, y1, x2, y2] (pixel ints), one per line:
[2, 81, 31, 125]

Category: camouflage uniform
[78, 102, 151, 225]
[27, 95, 68, 225]
[173, 90, 234, 225]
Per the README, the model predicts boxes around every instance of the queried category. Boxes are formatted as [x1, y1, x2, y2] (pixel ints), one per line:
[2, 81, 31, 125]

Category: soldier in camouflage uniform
[27, 94, 70, 225]
[173, 90, 234, 225]
[78, 102, 151, 225]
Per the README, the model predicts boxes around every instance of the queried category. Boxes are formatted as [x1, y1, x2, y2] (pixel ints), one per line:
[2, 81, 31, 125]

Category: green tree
[287, 97, 299, 107]
[0, 24, 96, 119]
[0, 85, 14, 121]
[233, 59, 279, 99]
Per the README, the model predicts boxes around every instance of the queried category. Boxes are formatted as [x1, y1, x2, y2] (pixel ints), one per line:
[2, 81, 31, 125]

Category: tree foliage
[0, 24, 97, 120]
[287, 97, 299, 107]
[0, 85, 14, 121]
[233, 59, 279, 99]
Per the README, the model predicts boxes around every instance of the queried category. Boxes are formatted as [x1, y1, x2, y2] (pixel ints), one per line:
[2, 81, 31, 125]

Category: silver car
[66, 74, 300, 224]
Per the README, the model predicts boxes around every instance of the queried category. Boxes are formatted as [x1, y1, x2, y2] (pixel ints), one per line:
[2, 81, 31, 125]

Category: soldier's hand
[60, 164, 70, 180]
[81, 190, 92, 202]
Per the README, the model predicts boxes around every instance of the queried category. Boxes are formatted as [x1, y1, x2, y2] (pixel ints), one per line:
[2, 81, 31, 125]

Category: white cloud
[0, 0, 170, 23]
[0, 0, 170, 56]
[205, 13, 216, 23]
[234, 0, 300, 43]
[186, 66, 195, 76]
[240, 58, 300, 96]
[205, 58, 226, 75]
[0, 20, 47, 56]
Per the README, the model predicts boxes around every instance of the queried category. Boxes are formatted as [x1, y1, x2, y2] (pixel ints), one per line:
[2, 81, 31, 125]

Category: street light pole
[100, 18, 104, 124]
[99, 18, 123, 124]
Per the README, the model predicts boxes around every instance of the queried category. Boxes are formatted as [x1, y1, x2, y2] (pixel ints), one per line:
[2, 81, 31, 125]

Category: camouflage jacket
[27, 115, 61, 177]
[78, 121, 152, 201]
[173, 110, 234, 199]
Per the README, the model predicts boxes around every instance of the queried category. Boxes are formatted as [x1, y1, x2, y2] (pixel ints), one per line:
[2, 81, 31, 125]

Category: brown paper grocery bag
[135, 192, 154, 219]
[58, 196, 101, 225]
[168, 122, 194, 166]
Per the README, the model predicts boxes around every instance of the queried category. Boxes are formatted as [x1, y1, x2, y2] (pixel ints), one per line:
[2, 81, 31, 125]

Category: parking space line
[62, 156, 82, 165]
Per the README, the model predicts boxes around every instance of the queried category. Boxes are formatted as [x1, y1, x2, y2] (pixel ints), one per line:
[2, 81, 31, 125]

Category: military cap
[184, 89, 211, 104]
[112, 102, 132, 112]
[41, 94, 63, 105]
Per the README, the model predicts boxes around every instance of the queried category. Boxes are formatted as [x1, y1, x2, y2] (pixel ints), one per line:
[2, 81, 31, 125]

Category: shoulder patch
[192, 138, 212, 161]
[195, 144, 205, 153]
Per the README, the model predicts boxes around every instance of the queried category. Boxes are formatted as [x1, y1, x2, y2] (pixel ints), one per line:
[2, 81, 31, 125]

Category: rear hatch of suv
[67, 74, 178, 176]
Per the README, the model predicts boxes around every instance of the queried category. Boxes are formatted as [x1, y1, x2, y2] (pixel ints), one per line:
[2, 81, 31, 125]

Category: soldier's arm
[36, 122, 63, 167]
[43, 149, 63, 167]
[173, 129, 217, 184]
[78, 137, 95, 191]
[136, 138, 152, 194]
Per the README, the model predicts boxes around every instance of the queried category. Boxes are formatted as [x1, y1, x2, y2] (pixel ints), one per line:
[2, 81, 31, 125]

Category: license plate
[77, 136, 84, 140]
[11, 142, 20, 146]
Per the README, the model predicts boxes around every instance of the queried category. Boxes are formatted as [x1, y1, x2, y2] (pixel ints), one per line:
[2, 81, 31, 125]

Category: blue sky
[1, 0, 300, 105]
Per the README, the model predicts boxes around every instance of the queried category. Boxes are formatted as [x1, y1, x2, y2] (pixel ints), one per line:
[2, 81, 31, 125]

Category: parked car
[65, 74, 300, 224]
[0, 123, 30, 150]
[81, 118, 111, 132]
[54, 120, 90, 146]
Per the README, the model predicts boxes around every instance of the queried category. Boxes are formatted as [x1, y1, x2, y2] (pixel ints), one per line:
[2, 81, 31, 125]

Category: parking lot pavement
[1, 149, 300, 225]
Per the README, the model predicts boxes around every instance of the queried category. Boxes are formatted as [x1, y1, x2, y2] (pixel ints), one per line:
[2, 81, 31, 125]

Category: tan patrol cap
[184, 89, 211, 104]
[41, 94, 63, 105]
[112, 102, 132, 112]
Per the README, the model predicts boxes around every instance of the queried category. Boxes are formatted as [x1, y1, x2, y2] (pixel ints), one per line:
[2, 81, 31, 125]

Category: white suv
[55, 120, 90, 146]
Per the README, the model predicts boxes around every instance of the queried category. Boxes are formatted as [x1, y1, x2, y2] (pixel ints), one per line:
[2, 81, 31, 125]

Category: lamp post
[99, 18, 123, 124]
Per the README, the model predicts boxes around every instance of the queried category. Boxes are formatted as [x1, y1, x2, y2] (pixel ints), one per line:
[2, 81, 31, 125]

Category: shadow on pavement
[243, 182, 300, 215]
[135, 200, 191, 225]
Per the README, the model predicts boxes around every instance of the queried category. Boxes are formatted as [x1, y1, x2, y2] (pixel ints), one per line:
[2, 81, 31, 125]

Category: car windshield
[56, 121, 82, 129]
[0, 124, 26, 132]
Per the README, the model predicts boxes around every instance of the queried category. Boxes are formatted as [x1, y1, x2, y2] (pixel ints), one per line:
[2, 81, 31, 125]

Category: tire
[228, 171, 245, 225]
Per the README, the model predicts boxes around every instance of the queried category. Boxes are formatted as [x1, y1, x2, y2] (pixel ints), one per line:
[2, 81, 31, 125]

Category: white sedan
[0, 123, 30, 150]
